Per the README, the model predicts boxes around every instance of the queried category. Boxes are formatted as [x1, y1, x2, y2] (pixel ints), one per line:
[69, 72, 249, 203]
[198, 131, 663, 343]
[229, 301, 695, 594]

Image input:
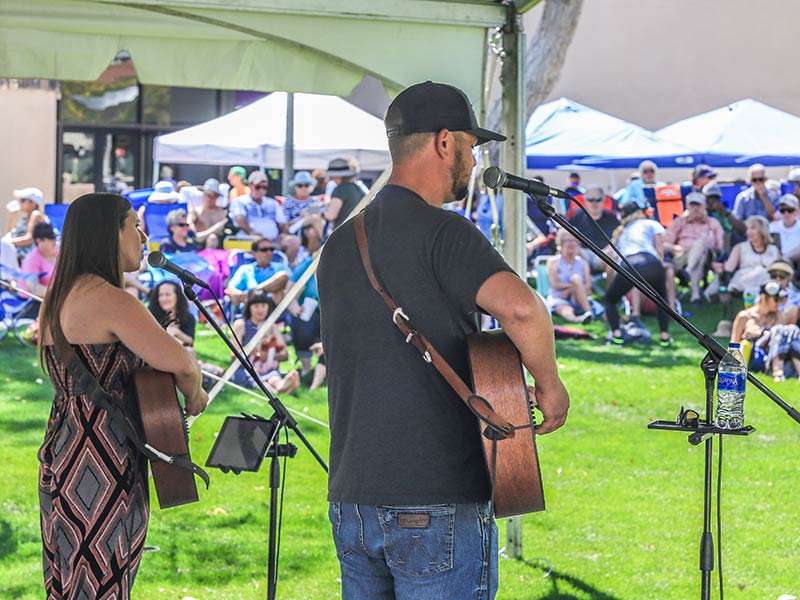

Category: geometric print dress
[38, 342, 149, 600]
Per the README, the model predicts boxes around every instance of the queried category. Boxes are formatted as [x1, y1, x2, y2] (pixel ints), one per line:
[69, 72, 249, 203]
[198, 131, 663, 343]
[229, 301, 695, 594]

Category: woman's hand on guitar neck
[185, 389, 209, 417]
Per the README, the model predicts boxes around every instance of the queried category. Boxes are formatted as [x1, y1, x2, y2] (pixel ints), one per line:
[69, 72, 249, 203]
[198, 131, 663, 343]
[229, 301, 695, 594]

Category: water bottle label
[718, 372, 746, 393]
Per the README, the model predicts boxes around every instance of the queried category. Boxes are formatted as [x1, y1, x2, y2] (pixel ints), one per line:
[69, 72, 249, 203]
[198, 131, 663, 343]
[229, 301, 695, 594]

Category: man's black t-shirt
[568, 210, 620, 249]
[318, 185, 515, 505]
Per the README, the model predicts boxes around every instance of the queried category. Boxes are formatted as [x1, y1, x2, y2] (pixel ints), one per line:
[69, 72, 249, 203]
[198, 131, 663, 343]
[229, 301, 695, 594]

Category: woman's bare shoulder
[58, 276, 141, 343]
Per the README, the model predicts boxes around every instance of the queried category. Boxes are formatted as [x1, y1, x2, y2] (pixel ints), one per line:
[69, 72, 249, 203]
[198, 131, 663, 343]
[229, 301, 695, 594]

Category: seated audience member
[546, 229, 593, 324]
[769, 194, 800, 266]
[703, 182, 745, 244]
[225, 238, 290, 306]
[189, 178, 228, 248]
[733, 163, 778, 222]
[231, 292, 300, 394]
[227, 166, 249, 202]
[147, 280, 196, 347]
[568, 185, 620, 276]
[324, 158, 365, 230]
[19, 222, 59, 299]
[6, 187, 47, 262]
[689, 164, 717, 193]
[287, 222, 322, 379]
[731, 281, 788, 379]
[160, 209, 199, 254]
[308, 342, 327, 390]
[282, 171, 326, 231]
[230, 171, 300, 262]
[711, 216, 779, 300]
[604, 202, 671, 347]
[788, 167, 800, 202]
[662, 192, 723, 304]
[565, 172, 585, 194]
[311, 168, 329, 196]
[768, 259, 800, 326]
[639, 160, 666, 187]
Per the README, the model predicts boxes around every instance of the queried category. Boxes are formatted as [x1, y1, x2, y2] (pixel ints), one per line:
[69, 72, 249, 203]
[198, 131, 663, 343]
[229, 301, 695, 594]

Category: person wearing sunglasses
[732, 163, 778, 224]
[159, 208, 199, 254]
[768, 259, 800, 326]
[567, 185, 619, 278]
[283, 171, 326, 238]
[224, 238, 290, 306]
[769, 195, 800, 266]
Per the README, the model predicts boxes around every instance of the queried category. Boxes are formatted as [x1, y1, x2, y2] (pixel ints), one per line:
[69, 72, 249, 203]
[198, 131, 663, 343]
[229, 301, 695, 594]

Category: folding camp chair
[0, 289, 35, 344]
[143, 202, 189, 251]
[44, 203, 69, 236]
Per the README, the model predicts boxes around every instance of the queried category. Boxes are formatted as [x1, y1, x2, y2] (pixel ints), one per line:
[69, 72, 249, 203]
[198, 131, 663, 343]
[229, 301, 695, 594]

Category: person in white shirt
[769, 195, 800, 269]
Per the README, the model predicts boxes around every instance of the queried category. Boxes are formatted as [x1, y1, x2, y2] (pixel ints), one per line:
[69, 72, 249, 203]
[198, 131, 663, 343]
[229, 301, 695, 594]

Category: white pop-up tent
[153, 91, 390, 171]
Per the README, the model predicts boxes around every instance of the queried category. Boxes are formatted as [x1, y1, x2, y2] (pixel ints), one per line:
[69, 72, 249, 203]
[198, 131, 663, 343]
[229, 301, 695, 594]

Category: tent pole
[283, 92, 295, 196]
[500, 3, 526, 561]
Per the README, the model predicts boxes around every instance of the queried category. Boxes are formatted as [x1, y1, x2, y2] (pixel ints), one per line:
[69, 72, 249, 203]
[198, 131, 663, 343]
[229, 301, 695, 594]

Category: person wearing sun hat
[767, 259, 800, 326]
[769, 194, 800, 267]
[6, 187, 48, 261]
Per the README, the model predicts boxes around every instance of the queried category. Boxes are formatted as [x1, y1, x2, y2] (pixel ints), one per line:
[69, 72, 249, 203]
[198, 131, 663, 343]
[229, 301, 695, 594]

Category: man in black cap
[318, 81, 570, 599]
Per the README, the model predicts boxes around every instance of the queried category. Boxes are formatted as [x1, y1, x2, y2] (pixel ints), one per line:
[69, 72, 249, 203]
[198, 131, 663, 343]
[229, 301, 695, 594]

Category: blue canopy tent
[526, 98, 700, 170]
[656, 99, 800, 167]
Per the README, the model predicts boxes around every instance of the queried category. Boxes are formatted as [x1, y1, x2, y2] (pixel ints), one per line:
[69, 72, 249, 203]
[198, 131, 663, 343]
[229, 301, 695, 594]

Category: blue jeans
[329, 501, 498, 600]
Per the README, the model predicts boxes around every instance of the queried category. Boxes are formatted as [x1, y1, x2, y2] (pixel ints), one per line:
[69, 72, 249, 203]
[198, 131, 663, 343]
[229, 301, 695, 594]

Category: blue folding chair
[718, 184, 749, 211]
[0, 290, 35, 344]
[44, 204, 70, 236]
[124, 188, 155, 212]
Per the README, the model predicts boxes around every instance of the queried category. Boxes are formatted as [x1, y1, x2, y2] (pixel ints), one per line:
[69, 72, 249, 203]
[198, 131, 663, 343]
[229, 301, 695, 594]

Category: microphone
[482, 167, 573, 200]
[147, 251, 209, 289]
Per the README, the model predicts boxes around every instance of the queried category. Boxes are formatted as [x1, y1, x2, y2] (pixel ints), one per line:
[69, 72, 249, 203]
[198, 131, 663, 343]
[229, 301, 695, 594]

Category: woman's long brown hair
[38, 193, 132, 370]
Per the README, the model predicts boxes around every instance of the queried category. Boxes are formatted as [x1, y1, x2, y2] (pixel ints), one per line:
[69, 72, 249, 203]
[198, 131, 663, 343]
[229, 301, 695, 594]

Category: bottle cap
[728, 343, 740, 348]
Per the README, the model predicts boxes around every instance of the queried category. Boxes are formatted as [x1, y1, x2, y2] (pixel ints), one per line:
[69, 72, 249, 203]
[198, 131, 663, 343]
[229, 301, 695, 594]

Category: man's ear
[433, 129, 451, 160]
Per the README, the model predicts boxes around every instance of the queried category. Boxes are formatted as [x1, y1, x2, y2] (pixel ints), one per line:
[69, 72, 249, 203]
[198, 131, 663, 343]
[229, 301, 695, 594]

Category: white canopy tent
[153, 91, 390, 170]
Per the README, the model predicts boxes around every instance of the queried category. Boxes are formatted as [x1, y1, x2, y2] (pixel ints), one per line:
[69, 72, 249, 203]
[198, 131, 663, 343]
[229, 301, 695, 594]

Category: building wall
[522, 0, 800, 191]
[0, 87, 57, 233]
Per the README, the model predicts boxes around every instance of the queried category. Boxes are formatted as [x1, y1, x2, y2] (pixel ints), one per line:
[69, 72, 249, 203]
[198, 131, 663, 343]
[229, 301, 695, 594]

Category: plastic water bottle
[716, 343, 747, 429]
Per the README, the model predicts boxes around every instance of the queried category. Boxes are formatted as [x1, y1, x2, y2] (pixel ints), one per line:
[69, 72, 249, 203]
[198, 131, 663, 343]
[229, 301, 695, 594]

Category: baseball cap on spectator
[702, 182, 722, 198]
[384, 81, 506, 146]
[202, 178, 221, 196]
[149, 181, 180, 202]
[289, 171, 315, 187]
[686, 192, 706, 206]
[778, 194, 799, 210]
[247, 171, 268, 185]
[692, 165, 717, 179]
[787, 167, 800, 183]
[620, 201, 641, 218]
[229, 166, 247, 179]
[13, 187, 44, 207]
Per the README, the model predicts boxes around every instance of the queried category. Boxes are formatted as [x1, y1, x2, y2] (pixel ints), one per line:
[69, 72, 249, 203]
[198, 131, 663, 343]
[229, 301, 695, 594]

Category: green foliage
[1, 304, 798, 599]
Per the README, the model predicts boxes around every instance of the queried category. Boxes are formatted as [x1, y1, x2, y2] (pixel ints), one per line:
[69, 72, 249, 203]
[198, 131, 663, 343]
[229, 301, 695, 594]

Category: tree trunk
[486, 0, 584, 163]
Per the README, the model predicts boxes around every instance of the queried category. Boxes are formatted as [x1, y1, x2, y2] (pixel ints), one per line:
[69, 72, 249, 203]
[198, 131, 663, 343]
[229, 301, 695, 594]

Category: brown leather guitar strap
[50, 322, 210, 488]
[353, 211, 514, 440]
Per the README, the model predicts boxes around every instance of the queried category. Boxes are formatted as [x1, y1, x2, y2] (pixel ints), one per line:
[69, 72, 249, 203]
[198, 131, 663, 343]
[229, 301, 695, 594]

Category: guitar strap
[353, 211, 514, 439]
[354, 211, 509, 598]
[50, 322, 210, 489]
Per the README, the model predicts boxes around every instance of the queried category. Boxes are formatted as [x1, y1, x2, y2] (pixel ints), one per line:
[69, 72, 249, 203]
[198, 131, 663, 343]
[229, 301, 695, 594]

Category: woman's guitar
[467, 330, 544, 517]
[133, 368, 199, 509]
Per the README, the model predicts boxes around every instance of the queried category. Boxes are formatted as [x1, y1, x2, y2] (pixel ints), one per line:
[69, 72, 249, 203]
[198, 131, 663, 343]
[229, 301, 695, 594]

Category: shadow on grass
[0, 417, 46, 435]
[519, 558, 622, 600]
[0, 520, 18, 560]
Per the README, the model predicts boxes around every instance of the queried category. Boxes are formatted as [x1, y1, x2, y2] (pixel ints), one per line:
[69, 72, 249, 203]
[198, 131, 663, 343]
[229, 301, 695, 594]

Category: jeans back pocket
[377, 504, 455, 577]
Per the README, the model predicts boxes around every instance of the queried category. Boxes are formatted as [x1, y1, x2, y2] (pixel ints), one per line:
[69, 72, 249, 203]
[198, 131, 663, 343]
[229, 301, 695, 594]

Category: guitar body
[133, 368, 199, 509]
[467, 330, 544, 517]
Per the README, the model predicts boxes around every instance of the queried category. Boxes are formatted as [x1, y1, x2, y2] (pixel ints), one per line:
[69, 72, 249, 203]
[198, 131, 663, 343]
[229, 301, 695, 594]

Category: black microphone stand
[182, 282, 327, 600]
[530, 194, 797, 600]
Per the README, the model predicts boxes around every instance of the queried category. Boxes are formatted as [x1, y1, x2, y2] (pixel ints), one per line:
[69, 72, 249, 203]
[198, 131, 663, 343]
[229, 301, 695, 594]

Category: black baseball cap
[384, 81, 506, 146]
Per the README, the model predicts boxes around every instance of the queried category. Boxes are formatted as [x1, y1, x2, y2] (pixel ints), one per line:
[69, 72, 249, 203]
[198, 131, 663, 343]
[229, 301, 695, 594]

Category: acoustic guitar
[133, 368, 199, 509]
[467, 330, 544, 517]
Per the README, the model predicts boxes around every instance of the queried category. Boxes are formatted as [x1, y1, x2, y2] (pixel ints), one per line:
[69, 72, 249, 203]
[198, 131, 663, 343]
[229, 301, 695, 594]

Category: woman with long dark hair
[37, 193, 207, 599]
[148, 280, 196, 346]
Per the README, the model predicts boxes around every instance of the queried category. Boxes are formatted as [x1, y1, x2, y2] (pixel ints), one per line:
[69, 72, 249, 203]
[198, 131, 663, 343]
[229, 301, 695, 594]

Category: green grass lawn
[1, 304, 799, 599]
